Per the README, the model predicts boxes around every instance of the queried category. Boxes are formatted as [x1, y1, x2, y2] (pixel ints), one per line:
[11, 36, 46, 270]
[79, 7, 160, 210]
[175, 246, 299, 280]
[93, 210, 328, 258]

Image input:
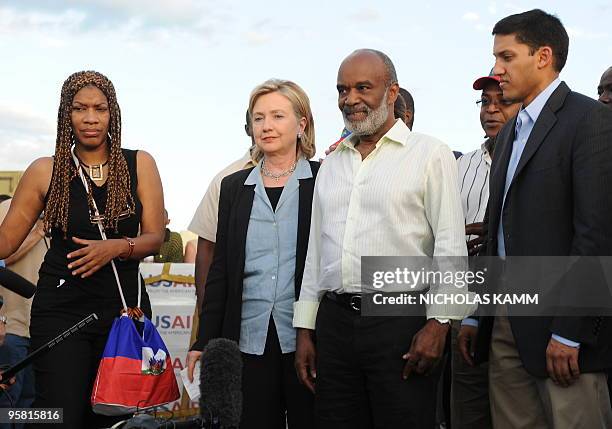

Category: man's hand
[0, 371, 16, 391]
[402, 319, 449, 379]
[457, 324, 478, 366]
[186, 350, 203, 383]
[319, 142, 340, 163]
[325, 142, 339, 156]
[67, 237, 129, 278]
[546, 337, 580, 387]
[465, 222, 486, 256]
[465, 222, 484, 236]
[0, 322, 5, 347]
[295, 329, 316, 393]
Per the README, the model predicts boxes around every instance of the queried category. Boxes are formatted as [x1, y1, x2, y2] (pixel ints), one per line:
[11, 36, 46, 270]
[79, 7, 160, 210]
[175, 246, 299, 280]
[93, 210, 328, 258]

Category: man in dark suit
[459, 9, 612, 428]
[599, 66, 612, 108]
[598, 66, 612, 407]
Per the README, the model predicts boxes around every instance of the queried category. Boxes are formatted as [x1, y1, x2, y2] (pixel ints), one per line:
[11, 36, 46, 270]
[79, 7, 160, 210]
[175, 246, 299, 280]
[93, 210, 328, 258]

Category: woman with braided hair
[0, 70, 165, 428]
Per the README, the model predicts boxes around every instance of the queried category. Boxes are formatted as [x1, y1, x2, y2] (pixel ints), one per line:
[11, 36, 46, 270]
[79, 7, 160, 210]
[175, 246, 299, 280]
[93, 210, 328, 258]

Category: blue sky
[1, 0, 610, 229]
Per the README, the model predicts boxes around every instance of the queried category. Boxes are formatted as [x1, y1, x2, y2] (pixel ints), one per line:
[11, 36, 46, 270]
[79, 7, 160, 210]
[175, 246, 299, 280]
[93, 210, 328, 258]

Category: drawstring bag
[71, 149, 180, 415]
[91, 304, 180, 415]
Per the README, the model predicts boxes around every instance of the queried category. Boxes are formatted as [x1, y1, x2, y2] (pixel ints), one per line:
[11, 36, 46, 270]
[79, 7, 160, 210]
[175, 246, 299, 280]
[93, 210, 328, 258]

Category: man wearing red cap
[451, 71, 519, 429]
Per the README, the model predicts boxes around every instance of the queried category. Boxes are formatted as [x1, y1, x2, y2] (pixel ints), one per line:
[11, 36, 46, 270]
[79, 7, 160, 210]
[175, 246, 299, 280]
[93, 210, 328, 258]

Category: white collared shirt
[293, 120, 474, 329]
[189, 149, 256, 241]
[457, 140, 492, 238]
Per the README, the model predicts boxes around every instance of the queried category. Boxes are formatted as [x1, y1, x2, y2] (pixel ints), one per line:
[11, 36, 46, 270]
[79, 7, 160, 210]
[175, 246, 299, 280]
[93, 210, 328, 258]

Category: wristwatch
[0, 316, 7, 324]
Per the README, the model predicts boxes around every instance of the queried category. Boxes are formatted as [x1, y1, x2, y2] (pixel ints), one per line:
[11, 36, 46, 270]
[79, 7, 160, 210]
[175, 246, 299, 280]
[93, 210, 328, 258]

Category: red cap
[473, 69, 500, 90]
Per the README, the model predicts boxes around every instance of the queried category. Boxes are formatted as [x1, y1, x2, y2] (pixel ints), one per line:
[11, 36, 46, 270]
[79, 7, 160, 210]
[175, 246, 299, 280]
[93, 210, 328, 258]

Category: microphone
[0, 266, 36, 298]
[200, 338, 242, 429]
[1, 313, 98, 382]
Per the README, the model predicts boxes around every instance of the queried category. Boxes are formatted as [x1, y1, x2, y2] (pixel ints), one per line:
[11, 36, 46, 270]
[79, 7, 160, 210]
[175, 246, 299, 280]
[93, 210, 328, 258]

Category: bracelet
[0, 316, 7, 324]
[118, 237, 135, 261]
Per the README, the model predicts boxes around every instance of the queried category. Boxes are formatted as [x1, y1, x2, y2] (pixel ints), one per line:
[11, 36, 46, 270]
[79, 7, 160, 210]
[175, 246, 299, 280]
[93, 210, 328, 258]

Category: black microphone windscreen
[0, 267, 36, 298]
[200, 338, 242, 428]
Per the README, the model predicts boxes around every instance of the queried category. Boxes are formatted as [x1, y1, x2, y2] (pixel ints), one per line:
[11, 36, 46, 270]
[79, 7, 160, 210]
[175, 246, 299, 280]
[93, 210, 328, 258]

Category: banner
[141, 263, 199, 416]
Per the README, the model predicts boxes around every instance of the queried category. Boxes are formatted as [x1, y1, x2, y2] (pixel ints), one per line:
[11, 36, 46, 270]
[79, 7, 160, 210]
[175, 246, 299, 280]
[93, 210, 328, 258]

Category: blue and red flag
[334, 128, 351, 145]
[91, 315, 180, 415]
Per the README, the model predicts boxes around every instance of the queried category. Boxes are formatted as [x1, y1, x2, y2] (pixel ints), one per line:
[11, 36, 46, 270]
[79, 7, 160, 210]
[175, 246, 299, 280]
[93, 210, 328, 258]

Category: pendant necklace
[261, 158, 297, 182]
[76, 156, 108, 182]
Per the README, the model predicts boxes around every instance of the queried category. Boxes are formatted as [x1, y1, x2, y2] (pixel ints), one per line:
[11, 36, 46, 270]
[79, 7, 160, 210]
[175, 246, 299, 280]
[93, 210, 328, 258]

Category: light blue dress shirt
[239, 157, 312, 355]
[496, 77, 561, 257]
[467, 78, 579, 347]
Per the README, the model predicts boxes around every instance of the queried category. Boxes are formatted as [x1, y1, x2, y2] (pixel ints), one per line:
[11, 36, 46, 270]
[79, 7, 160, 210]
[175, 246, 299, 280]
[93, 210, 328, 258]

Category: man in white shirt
[188, 111, 256, 311]
[293, 49, 473, 428]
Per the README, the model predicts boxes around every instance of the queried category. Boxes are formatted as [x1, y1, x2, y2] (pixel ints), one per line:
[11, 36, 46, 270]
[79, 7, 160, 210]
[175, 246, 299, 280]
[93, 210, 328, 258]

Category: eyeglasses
[476, 97, 516, 108]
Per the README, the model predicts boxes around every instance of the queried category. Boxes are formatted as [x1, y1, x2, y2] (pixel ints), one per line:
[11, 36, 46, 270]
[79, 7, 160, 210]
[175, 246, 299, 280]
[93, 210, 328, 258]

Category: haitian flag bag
[91, 311, 180, 415]
[71, 149, 180, 415]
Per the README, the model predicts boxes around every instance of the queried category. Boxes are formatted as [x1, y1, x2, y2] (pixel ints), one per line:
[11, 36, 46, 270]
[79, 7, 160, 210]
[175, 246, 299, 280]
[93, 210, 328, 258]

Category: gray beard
[342, 90, 390, 137]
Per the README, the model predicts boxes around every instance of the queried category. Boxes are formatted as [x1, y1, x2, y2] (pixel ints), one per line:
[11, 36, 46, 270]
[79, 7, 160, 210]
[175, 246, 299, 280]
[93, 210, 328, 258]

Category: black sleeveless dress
[30, 148, 152, 344]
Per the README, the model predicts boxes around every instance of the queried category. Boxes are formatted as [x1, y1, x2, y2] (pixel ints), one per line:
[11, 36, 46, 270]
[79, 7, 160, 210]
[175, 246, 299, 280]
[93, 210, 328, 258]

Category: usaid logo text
[147, 280, 194, 288]
[154, 315, 193, 330]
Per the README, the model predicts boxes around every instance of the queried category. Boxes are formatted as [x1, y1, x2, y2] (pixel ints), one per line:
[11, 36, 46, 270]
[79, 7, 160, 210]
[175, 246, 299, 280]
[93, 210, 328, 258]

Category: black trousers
[26, 275, 151, 429]
[315, 296, 441, 429]
[240, 318, 314, 429]
[26, 314, 128, 429]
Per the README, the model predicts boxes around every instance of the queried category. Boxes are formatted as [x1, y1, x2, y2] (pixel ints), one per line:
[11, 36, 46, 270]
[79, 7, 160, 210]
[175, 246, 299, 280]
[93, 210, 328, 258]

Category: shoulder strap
[70, 148, 141, 311]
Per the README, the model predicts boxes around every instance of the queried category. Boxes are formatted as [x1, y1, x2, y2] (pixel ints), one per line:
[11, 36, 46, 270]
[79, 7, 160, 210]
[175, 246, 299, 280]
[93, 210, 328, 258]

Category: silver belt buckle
[350, 295, 362, 311]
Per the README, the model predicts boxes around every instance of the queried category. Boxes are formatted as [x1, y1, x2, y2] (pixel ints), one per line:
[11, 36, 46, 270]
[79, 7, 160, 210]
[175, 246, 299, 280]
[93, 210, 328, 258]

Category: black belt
[325, 291, 362, 312]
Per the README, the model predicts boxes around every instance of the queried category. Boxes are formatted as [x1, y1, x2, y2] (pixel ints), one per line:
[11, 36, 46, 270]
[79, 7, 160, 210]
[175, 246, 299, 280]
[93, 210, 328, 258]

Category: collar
[481, 138, 493, 165]
[522, 77, 562, 124]
[245, 156, 310, 212]
[244, 156, 311, 186]
[293, 156, 313, 180]
[340, 118, 409, 151]
[241, 147, 257, 169]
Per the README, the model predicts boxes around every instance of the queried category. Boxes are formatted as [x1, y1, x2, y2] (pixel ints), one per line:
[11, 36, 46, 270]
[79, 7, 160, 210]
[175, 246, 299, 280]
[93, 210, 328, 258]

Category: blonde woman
[187, 79, 317, 428]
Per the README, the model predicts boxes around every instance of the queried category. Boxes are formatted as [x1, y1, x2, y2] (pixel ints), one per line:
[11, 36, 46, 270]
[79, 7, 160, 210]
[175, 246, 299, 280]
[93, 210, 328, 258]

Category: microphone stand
[0, 313, 99, 384]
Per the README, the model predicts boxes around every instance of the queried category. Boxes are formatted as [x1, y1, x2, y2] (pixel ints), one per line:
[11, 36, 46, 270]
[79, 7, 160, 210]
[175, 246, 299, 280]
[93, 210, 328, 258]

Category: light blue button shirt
[239, 157, 312, 355]
[490, 78, 578, 348]
[497, 77, 561, 257]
